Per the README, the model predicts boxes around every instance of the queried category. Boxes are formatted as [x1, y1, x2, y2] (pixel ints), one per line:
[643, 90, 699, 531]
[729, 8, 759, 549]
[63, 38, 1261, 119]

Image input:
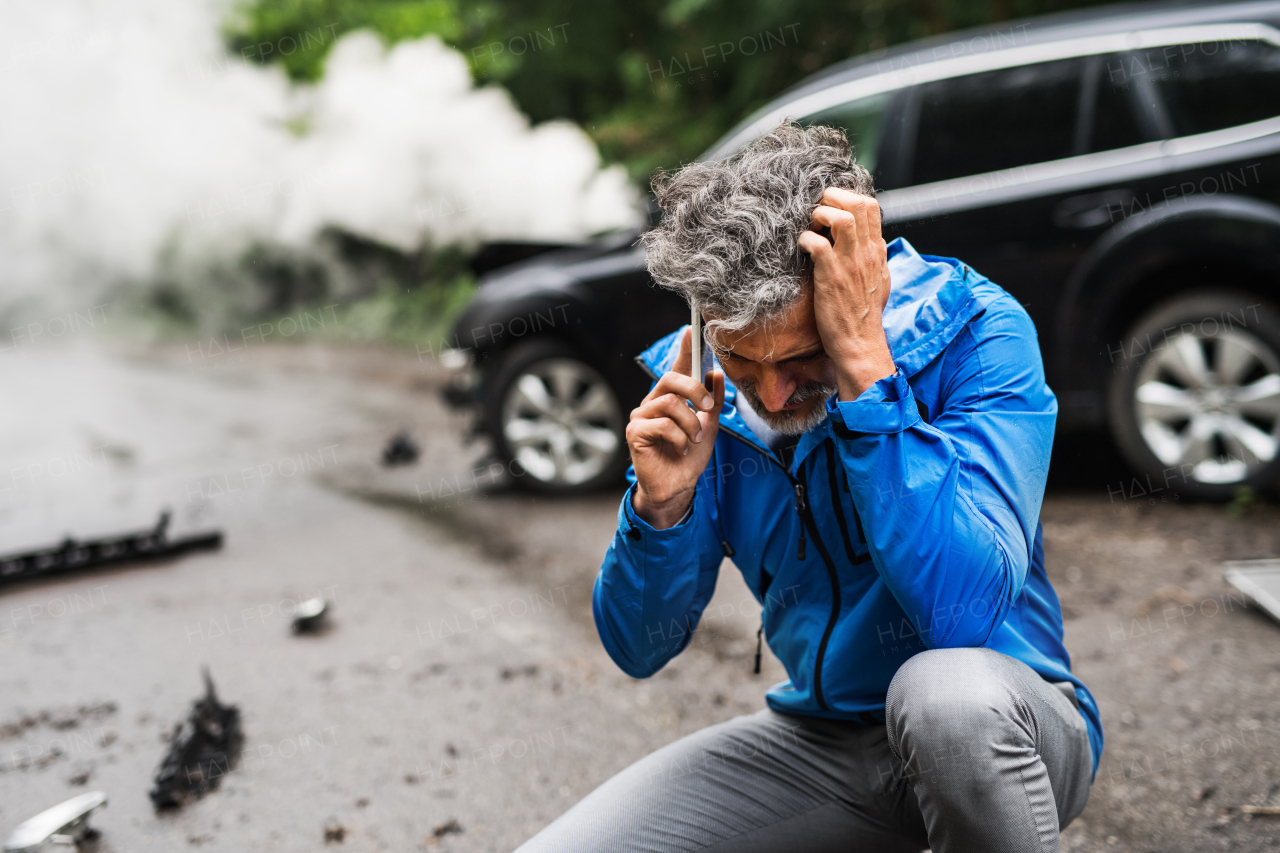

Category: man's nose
[756, 369, 796, 412]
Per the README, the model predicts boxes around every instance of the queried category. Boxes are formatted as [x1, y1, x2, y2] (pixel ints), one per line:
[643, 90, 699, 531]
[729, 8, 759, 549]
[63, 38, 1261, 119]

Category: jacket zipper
[793, 462, 842, 711]
[794, 482, 806, 560]
[716, 427, 842, 711]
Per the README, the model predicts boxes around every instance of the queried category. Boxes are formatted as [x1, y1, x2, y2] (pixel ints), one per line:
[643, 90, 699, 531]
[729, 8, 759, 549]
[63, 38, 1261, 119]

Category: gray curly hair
[642, 122, 875, 347]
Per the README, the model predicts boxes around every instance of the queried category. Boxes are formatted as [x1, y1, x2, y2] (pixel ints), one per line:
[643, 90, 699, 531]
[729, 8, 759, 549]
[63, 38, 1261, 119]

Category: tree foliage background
[226, 0, 1111, 183]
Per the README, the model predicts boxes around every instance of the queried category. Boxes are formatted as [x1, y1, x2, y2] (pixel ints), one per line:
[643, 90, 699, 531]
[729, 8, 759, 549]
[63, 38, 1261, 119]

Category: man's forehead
[713, 326, 823, 363]
[709, 291, 821, 363]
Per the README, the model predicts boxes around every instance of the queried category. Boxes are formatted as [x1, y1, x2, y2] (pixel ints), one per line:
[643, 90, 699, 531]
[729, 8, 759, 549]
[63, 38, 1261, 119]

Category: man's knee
[886, 648, 1026, 759]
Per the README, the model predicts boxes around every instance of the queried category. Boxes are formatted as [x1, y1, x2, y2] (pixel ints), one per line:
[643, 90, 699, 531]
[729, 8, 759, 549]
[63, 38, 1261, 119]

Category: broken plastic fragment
[3, 791, 107, 852]
[292, 597, 329, 634]
[1223, 559, 1280, 626]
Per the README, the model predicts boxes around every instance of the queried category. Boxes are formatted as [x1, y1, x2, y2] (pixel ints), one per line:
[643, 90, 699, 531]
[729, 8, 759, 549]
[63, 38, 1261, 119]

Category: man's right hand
[628, 326, 725, 530]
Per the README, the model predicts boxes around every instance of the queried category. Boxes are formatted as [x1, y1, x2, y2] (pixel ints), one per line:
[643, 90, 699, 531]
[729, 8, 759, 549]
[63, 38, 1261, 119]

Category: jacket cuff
[828, 370, 922, 436]
[619, 483, 696, 545]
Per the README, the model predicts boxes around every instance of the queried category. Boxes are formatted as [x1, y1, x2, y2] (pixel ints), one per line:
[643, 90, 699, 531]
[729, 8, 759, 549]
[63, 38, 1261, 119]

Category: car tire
[484, 338, 628, 494]
[1107, 291, 1280, 501]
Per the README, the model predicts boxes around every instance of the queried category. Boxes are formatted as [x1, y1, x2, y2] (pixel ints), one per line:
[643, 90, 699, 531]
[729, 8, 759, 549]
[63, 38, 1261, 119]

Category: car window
[911, 57, 1085, 185]
[1132, 39, 1280, 136]
[801, 92, 891, 175]
[1089, 53, 1149, 152]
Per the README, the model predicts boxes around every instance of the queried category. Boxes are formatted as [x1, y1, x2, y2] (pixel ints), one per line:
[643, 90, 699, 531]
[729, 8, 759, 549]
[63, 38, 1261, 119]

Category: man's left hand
[797, 188, 897, 401]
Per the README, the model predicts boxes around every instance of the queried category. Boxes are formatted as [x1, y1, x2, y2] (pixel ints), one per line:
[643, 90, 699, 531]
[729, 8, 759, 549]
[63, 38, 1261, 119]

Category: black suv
[443, 0, 1280, 499]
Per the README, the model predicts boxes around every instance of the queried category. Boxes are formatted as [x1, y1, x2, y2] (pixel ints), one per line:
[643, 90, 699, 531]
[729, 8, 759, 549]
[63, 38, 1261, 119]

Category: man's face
[708, 288, 838, 435]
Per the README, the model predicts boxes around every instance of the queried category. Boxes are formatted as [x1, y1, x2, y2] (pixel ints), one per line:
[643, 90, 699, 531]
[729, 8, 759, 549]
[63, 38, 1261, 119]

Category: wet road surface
[1, 341, 1278, 852]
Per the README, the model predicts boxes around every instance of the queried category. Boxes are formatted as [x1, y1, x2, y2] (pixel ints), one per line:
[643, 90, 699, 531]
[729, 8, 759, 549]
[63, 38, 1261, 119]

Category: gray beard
[736, 381, 837, 436]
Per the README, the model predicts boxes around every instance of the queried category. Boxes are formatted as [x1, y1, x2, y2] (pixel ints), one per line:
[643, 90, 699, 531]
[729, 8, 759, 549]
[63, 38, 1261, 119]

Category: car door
[875, 57, 1095, 378]
[872, 33, 1280, 413]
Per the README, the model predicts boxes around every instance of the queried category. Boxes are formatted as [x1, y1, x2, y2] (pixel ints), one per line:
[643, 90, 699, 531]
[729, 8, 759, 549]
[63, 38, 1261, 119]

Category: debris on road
[149, 670, 243, 810]
[0, 702, 117, 741]
[291, 597, 330, 634]
[1223, 559, 1280, 626]
[323, 820, 347, 843]
[1159, 654, 1189, 676]
[1131, 584, 1195, 617]
[3, 791, 107, 853]
[0, 511, 222, 587]
[381, 431, 420, 466]
[426, 819, 463, 846]
[1241, 804, 1280, 815]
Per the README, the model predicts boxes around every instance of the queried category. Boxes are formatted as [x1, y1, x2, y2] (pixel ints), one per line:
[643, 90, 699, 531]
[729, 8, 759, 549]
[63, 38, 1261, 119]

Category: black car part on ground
[0, 512, 222, 586]
[381, 431, 420, 466]
[150, 670, 243, 810]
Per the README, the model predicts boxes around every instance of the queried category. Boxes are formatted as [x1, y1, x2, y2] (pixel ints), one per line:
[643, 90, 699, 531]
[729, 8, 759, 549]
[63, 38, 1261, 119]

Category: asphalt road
[1, 340, 1278, 852]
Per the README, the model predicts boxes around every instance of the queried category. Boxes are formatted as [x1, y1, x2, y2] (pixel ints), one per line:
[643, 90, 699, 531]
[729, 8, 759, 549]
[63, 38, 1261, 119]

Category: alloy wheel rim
[1134, 328, 1280, 484]
[501, 358, 622, 485]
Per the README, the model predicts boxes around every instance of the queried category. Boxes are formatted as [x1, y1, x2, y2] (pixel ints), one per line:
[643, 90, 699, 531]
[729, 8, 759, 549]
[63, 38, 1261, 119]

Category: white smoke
[0, 0, 641, 326]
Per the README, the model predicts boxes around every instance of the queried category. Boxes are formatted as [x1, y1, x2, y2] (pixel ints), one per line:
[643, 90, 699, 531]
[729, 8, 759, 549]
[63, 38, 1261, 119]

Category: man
[517, 124, 1102, 853]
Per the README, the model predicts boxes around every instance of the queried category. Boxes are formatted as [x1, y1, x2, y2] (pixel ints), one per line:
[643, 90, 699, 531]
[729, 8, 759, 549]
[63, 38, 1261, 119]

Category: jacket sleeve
[592, 477, 727, 678]
[828, 295, 1056, 648]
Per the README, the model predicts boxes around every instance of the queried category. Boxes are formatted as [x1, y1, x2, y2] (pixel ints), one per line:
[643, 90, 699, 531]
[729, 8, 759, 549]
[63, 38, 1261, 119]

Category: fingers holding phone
[628, 325, 724, 530]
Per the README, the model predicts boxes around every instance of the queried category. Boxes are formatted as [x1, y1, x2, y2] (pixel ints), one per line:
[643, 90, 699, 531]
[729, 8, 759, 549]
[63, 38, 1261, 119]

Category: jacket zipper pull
[794, 483, 807, 560]
[753, 622, 764, 674]
[720, 540, 735, 558]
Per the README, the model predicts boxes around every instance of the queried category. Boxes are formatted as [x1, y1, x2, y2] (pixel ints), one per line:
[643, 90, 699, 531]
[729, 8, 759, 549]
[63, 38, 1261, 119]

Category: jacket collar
[635, 237, 982, 457]
[877, 237, 982, 378]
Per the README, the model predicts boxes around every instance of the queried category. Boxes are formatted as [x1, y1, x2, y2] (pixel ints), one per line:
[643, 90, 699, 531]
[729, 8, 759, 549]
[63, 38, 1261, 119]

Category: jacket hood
[635, 238, 985, 446]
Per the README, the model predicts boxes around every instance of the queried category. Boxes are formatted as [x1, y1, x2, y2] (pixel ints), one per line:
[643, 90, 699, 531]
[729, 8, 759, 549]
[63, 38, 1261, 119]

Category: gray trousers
[516, 649, 1093, 853]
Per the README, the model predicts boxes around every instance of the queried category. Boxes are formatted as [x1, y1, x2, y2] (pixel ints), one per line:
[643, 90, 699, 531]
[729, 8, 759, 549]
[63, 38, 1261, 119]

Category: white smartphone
[690, 305, 702, 386]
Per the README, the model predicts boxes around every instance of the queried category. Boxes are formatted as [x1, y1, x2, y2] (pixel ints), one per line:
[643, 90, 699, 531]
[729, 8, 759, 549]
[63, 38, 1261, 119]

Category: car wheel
[485, 339, 627, 493]
[1108, 291, 1280, 500]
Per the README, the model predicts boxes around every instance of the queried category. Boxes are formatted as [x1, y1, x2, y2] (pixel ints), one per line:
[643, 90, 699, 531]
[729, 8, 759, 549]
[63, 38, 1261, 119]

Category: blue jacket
[593, 237, 1102, 772]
